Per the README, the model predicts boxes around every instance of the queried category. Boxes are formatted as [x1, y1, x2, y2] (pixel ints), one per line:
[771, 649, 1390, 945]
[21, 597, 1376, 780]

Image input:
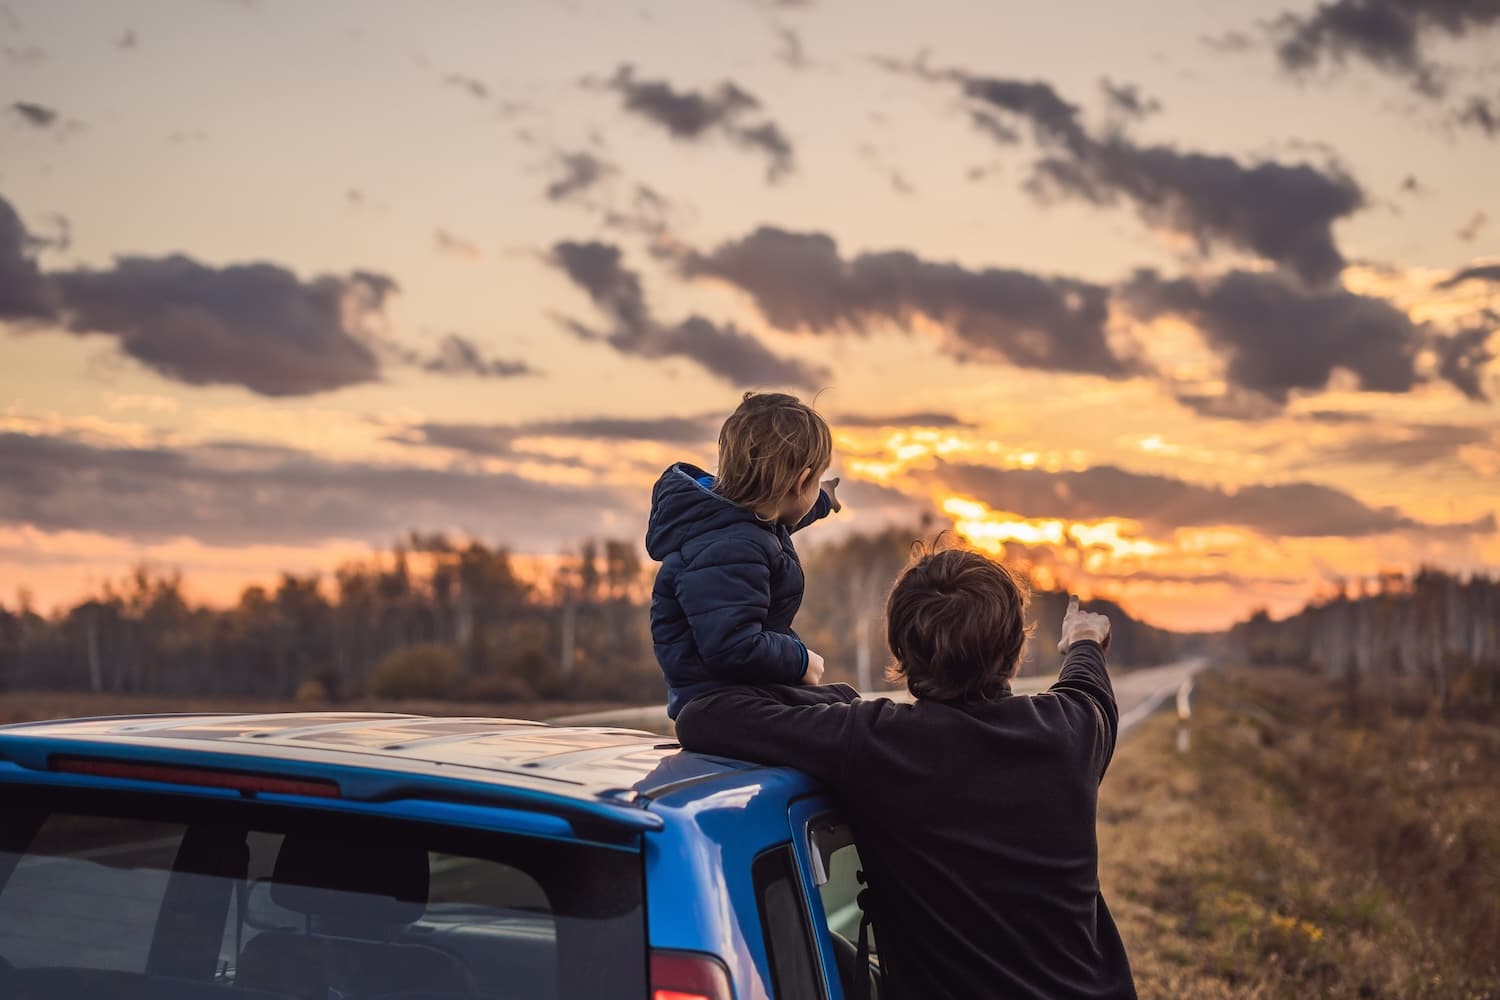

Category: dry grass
[1099, 668, 1500, 1000]
[0, 690, 626, 726]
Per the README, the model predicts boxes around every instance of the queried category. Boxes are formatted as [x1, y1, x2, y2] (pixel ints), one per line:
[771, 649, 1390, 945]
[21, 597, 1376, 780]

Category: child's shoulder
[682, 519, 779, 560]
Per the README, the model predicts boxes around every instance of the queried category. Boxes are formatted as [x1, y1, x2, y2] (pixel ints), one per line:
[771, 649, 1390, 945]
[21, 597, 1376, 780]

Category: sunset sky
[2, 0, 1497, 631]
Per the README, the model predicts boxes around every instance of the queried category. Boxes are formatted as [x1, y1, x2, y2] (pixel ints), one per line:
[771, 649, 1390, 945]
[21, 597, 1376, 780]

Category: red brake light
[650, 950, 733, 1000]
[51, 756, 340, 798]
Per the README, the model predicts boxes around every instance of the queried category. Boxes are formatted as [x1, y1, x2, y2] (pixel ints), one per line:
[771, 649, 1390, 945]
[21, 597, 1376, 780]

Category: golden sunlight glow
[1068, 521, 1162, 558]
[941, 496, 1162, 560]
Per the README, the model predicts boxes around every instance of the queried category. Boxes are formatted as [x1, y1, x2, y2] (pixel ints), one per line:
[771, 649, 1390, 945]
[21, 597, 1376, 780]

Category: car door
[786, 798, 880, 1000]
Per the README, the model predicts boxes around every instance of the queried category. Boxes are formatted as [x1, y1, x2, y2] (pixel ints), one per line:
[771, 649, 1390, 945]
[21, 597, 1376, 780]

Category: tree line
[1232, 568, 1500, 713]
[0, 527, 1185, 704]
[0, 534, 656, 703]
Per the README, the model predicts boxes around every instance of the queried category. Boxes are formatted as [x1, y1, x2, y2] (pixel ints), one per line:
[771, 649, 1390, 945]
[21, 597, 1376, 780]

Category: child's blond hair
[714, 392, 832, 512]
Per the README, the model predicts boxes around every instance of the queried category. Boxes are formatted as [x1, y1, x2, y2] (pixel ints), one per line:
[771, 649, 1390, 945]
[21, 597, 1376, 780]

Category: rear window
[0, 786, 645, 1000]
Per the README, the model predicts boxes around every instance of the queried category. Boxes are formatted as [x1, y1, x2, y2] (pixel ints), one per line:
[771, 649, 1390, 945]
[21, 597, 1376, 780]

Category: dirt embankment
[1099, 668, 1499, 1000]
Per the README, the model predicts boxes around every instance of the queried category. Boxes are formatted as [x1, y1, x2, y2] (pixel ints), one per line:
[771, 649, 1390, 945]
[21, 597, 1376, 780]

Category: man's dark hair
[885, 544, 1032, 702]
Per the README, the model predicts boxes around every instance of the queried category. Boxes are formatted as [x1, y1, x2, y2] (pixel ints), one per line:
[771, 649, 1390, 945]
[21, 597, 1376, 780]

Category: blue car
[0, 712, 881, 1000]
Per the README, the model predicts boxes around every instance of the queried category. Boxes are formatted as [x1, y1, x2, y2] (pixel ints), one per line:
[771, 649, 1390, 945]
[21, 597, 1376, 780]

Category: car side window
[808, 819, 876, 956]
[0, 813, 186, 973]
[752, 845, 822, 1000]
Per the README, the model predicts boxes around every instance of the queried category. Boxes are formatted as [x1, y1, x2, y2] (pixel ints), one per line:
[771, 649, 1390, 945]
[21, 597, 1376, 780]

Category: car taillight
[650, 950, 733, 1000]
[51, 756, 340, 798]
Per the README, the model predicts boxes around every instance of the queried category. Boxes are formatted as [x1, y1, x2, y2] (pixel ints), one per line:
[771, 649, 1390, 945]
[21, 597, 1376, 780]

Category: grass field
[1099, 668, 1500, 999]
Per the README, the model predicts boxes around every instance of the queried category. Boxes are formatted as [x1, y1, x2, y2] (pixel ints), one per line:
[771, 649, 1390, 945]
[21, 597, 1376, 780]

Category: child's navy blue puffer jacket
[646, 462, 832, 718]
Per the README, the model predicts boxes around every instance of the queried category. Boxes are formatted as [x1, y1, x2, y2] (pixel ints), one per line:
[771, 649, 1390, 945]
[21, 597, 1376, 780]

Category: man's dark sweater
[673, 640, 1136, 1000]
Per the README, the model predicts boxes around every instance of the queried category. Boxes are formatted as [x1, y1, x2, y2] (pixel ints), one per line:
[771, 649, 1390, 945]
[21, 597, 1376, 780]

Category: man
[674, 546, 1136, 999]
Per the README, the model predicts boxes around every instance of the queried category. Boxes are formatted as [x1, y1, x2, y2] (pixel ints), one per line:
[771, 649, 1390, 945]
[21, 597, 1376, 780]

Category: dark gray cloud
[1202, 30, 1255, 53]
[774, 26, 810, 70]
[958, 75, 1088, 146]
[601, 183, 674, 237]
[37, 212, 69, 252]
[601, 65, 795, 181]
[1432, 320, 1496, 401]
[552, 240, 652, 335]
[1456, 94, 1498, 137]
[545, 150, 617, 202]
[7, 192, 531, 394]
[855, 144, 918, 195]
[433, 227, 480, 260]
[550, 239, 825, 389]
[1271, 0, 1500, 98]
[1172, 386, 1289, 421]
[836, 477, 929, 524]
[415, 334, 536, 379]
[1062, 141, 1362, 286]
[1304, 409, 1378, 424]
[1099, 78, 1162, 119]
[967, 108, 1021, 145]
[925, 460, 1494, 539]
[1456, 210, 1489, 242]
[522, 415, 716, 443]
[1093, 568, 1308, 589]
[1437, 262, 1500, 288]
[540, 148, 673, 235]
[834, 411, 972, 428]
[905, 65, 1365, 284]
[1029, 133, 1363, 288]
[407, 414, 717, 457]
[0, 194, 57, 319]
[676, 226, 1134, 377]
[1125, 268, 1429, 403]
[398, 423, 519, 458]
[2, 44, 46, 66]
[734, 121, 796, 180]
[48, 255, 393, 396]
[0, 431, 628, 548]
[1305, 421, 1496, 468]
[443, 73, 489, 100]
[9, 100, 58, 128]
[605, 66, 756, 134]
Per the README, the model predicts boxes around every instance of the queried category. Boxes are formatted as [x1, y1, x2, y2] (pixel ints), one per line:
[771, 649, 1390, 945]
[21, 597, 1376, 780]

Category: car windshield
[0, 786, 646, 1000]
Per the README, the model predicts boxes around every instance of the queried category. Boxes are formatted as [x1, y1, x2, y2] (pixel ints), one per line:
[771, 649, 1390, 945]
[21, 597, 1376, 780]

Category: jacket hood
[646, 462, 765, 560]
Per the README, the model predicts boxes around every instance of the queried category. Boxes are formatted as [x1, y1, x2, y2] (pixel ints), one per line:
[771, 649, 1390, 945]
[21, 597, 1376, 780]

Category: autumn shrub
[369, 643, 463, 700]
[294, 679, 328, 703]
[462, 672, 533, 702]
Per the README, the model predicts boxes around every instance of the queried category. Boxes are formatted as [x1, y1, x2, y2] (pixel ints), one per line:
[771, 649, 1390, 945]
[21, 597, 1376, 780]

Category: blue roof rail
[0, 734, 664, 840]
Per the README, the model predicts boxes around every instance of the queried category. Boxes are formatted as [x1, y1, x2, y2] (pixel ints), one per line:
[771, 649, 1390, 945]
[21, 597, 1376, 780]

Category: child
[646, 392, 841, 719]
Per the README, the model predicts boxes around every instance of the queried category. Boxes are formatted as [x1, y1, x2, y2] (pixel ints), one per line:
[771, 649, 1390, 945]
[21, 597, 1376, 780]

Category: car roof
[0, 712, 761, 810]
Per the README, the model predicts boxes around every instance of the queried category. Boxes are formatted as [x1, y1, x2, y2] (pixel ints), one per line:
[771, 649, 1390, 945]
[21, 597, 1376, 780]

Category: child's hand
[801, 649, 826, 685]
[821, 477, 842, 513]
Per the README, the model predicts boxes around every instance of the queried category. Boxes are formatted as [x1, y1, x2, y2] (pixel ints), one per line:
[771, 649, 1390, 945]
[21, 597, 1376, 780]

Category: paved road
[552, 656, 1210, 738]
